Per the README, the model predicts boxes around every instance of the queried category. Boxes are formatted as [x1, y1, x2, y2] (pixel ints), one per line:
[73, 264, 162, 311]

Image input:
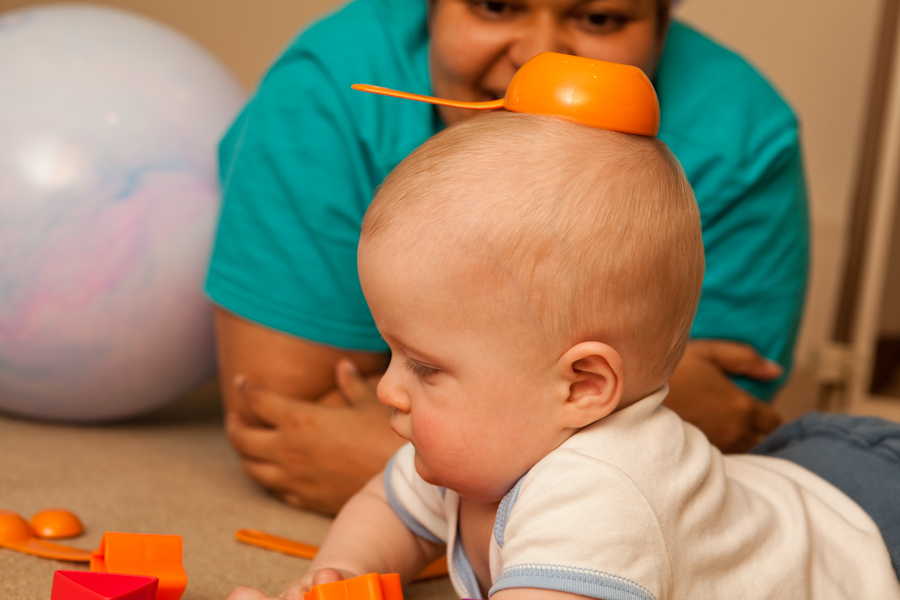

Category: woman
[207, 0, 808, 514]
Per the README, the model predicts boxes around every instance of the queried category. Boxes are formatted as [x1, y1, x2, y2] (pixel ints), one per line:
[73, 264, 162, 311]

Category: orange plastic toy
[305, 573, 403, 600]
[52, 570, 159, 600]
[352, 52, 659, 136]
[90, 532, 187, 600]
[236, 529, 448, 581]
[235, 529, 319, 560]
[0, 510, 92, 561]
[30, 508, 85, 539]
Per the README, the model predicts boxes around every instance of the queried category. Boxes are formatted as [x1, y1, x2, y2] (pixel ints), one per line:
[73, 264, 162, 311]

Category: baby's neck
[613, 382, 667, 413]
[458, 497, 502, 597]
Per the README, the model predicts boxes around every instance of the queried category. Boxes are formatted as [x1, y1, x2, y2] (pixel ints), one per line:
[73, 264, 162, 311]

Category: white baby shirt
[384, 387, 900, 600]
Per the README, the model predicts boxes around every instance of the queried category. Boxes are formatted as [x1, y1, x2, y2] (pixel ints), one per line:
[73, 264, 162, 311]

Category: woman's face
[428, 0, 669, 125]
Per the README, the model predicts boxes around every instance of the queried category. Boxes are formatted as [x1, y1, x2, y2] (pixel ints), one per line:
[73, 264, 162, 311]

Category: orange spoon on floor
[236, 529, 448, 581]
[353, 52, 660, 136]
[0, 510, 91, 561]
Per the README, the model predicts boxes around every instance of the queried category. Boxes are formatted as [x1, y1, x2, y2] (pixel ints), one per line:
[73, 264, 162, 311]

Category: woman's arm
[216, 308, 404, 514]
[215, 308, 390, 413]
[665, 340, 783, 453]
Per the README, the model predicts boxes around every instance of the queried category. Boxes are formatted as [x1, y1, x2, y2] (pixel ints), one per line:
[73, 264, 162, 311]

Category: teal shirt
[207, 0, 809, 400]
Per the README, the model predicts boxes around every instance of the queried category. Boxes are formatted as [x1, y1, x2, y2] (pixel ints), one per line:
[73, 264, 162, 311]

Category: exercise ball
[0, 5, 245, 422]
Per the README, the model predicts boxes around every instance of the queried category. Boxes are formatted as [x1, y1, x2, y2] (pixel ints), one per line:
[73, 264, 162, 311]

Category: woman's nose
[508, 14, 571, 70]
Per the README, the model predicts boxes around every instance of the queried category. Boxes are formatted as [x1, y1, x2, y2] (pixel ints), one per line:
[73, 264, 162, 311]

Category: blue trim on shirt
[493, 476, 524, 549]
[451, 524, 484, 600]
[490, 564, 656, 600]
[383, 455, 443, 544]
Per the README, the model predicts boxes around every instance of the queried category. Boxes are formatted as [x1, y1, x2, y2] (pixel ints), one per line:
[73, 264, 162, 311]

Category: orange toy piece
[90, 533, 187, 600]
[0, 510, 92, 561]
[30, 508, 85, 539]
[235, 529, 319, 560]
[235, 529, 448, 582]
[304, 573, 403, 600]
[352, 52, 659, 136]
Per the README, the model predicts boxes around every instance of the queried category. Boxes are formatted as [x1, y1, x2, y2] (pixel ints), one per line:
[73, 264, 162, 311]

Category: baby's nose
[376, 371, 411, 413]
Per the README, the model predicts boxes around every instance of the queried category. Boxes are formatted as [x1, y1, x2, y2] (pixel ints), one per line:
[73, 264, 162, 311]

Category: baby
[231, 113, 900, 600]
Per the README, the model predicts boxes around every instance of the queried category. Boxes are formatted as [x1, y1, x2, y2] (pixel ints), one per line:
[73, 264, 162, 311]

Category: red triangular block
[52, 570, 158, 600]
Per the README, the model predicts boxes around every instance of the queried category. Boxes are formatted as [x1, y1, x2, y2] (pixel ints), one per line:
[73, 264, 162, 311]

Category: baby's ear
[557, 342, 624, 429]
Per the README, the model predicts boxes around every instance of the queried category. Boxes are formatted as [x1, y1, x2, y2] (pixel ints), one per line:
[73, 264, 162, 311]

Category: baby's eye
[405, 359, 440, 381]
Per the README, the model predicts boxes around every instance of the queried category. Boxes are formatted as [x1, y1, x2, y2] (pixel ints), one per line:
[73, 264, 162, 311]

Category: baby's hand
[279, 568, 359, 600]
[226, 587, 283, 600]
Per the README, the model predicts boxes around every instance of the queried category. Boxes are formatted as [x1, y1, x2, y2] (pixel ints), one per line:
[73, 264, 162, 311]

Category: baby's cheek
[411, 412, 505, 500]
[412, 407, 475, 451]
[410, 409, 439, 444]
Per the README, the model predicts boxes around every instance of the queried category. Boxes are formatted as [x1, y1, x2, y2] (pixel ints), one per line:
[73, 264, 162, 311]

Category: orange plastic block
[304, 573, 403, 600]
[52, 570, 158, 600]
[90, 533, 187, 600]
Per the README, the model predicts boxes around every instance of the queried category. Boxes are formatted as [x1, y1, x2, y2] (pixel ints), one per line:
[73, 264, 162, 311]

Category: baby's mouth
[389, 412, 411, 442]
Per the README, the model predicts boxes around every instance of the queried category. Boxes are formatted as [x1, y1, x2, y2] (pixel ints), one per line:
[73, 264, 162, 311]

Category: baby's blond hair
[362, 112, 704, 398]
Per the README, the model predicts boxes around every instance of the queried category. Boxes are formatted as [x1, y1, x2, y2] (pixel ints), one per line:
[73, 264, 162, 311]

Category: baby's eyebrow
[390, 333, 442, 367]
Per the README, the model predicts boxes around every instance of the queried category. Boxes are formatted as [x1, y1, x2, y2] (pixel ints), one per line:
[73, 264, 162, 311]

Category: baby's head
[359, 112, 703, 502]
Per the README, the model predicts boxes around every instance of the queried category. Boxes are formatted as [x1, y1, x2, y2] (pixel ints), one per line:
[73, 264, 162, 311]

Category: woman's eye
[472, 1, 517, 18]
[579, 12, 626, 32]
[405, 360, 439, 381]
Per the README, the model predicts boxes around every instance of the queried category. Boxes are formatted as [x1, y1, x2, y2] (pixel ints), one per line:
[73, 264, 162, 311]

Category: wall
[0, 0, 340, 91]
[674, 0, 883, 412]
[880, 195, 900, 335]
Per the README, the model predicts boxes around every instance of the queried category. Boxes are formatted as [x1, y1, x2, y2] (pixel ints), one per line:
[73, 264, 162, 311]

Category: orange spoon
[236, 529, 448, 581]
[0, 510, 91, 561]
[353, 52, 660, 136]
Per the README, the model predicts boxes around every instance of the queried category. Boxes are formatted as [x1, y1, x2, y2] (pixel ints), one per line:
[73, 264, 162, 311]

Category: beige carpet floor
[0, 380, 456, 600]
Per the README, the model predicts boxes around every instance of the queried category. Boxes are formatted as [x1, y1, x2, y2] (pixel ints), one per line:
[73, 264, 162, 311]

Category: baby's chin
[413, 451, 516, 504]
[413, 452, 445, 487]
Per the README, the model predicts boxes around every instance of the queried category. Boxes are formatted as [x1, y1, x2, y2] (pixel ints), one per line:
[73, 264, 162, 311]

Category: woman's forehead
[427, 0, 663, 11]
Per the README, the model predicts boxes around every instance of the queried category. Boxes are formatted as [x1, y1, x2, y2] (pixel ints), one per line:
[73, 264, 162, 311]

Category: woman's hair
[363, 111, 704, 395]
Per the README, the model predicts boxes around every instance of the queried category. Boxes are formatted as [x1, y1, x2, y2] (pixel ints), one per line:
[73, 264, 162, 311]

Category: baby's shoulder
[500, 407, 716, 534]
[491, 445, 673, 599]
[499, 438, 665, 538]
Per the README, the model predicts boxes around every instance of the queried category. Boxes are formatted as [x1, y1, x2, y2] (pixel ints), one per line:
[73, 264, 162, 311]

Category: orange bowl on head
[503, 52, 660, 135]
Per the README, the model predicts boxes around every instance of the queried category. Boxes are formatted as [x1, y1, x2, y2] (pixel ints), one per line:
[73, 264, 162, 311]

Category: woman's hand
[225, 360, 404, 514]
[665, 340, 784, 453]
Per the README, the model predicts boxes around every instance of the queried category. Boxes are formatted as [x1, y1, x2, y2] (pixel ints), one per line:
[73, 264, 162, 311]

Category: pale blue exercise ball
[0, 5, 245, 421]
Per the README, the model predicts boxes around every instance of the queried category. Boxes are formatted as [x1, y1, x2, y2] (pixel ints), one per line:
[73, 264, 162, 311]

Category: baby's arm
[229, 471, 444, 600]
